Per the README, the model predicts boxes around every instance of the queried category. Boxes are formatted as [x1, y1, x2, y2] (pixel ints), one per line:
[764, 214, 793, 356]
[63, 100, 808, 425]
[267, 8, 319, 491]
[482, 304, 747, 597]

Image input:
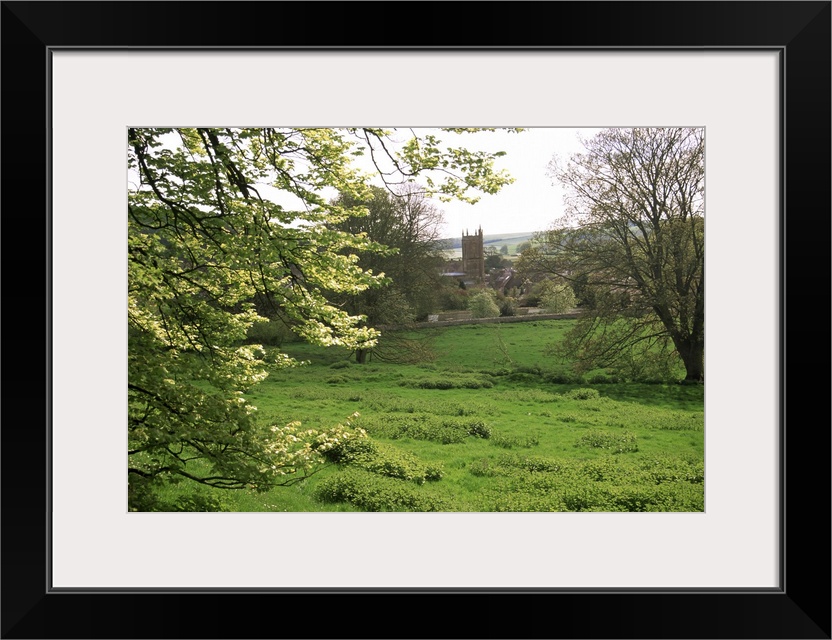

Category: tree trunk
[355, 349, 368, 364]
[676, 339, 704, 382]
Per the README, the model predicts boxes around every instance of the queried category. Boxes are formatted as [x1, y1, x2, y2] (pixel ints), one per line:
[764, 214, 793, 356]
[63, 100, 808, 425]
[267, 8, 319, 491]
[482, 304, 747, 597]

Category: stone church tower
[461, 227, 485, 282]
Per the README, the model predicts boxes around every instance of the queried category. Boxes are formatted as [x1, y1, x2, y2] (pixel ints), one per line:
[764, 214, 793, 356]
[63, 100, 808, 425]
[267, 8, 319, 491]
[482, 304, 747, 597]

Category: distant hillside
[440, 231, 538, 256]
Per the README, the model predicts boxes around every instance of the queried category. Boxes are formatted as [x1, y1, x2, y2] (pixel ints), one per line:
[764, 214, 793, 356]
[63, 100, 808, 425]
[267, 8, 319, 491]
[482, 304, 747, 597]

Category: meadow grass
[162, 320, 704, 512]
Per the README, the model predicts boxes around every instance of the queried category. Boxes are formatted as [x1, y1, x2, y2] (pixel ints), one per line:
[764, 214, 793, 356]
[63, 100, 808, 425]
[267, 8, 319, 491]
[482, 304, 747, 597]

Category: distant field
[441, 231, 538, 258]
[159, 320, 704, 512]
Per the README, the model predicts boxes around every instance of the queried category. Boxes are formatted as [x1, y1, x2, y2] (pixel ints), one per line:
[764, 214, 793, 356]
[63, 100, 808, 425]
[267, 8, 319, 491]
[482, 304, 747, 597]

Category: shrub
[402, 375, 494, 390]
[359, 445, 443, 484]
[323, 437, 444, 484]
[418, 379, 454, 390]
[499, 298, 518, 317]
[437, 286, 469, 311]
[321, 435, 379, 464]
[355, 414, 491, 445]
[506, 364, 548, 383]
[575, 430, 638, 453]
[506, 372, 539, 384]
[465, 453, 703, 512]
[533, 279, 576, 314]
[490, 433, 540, 449]
[587, 373, 610, 384]
[639, 455, 704, 484]
[467, 421, 492, 439]
[543, 370, 585, 384]
[244, 317, 296, 347]
[314, 469, 457, 511]
[564, 387, 601, 400]
[510, 455, 565, 473]
[467, 290, 501, 318]
[521, 292, 542, 307]
[647, 482, 705, 511]
[653, 415, 704, 431]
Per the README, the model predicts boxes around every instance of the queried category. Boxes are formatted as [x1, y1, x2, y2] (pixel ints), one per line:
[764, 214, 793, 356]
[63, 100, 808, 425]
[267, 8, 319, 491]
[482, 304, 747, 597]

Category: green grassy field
[157, 320, 704, 512]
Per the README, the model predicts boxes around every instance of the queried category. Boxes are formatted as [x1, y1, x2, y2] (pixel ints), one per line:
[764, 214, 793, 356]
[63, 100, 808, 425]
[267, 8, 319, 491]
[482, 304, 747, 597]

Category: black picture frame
[2, 2, 829, 638]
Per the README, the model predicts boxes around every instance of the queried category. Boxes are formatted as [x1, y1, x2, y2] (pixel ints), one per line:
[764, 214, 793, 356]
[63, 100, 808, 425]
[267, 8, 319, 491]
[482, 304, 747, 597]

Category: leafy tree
[485, 253, 510, 271]
[534, 279, 577, 314]
[498, 296, 518, 317]
[468, 290, 501, 318]
[128, 127, 516, 509]
[500, 244, 509, 255]
[330, 182, 449, 363]
[524, 128, 704, 382]
[437, 282, 469, 310]
[331, 185, 444, 317]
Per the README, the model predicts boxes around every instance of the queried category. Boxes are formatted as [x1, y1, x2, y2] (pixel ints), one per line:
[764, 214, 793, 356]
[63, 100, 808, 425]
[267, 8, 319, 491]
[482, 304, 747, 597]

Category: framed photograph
[3, 1, 829, 638]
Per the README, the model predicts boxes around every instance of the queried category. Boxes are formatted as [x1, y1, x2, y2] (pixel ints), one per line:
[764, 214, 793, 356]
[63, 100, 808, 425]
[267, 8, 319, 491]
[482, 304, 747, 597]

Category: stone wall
[379, 310, 581, 331]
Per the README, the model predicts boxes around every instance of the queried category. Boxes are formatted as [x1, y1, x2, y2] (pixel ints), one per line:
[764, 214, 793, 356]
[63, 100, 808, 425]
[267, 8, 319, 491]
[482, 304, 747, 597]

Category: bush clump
[466, 421, 492, 439]
[355, 414, 491, 444]
[543, 370, 585, 384]
[322, 437, 443, 484]
[467, 290, 501, 318]
[490, 433, 540, 449]
[564, 388, 601, 400]
[575, 430, 638, 453]
[464, 452, 703, 512]
[499, 298, 518, 317]
[401, 375, 494, 390]
[314, 469, 457, 511]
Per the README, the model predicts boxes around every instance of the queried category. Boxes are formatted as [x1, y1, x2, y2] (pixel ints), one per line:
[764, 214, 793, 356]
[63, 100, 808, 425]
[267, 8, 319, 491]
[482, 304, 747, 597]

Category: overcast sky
[396, 127, 604, 239]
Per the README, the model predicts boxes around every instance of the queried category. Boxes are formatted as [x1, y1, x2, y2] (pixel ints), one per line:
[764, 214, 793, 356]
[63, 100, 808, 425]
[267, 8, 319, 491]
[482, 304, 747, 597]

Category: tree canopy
[519, 127, 704, 382]
[127, 127, 516, 509]
[329, 182, 449, 363]
[331, 184, 446, 322]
